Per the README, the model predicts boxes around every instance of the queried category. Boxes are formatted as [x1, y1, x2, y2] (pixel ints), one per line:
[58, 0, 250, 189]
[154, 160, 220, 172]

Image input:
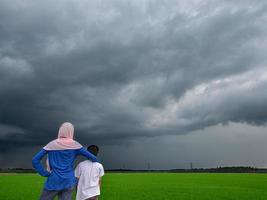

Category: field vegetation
[1, 173, 267, 200]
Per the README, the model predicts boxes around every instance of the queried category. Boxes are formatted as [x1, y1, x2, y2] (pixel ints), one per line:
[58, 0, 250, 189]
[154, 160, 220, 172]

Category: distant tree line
[1, 166, 267, 173]
[169, 166, 267, 173]
[0, 168, 35, 173]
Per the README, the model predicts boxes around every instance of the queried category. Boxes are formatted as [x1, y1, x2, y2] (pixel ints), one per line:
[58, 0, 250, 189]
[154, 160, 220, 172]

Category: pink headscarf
[43, 122, 82, 150]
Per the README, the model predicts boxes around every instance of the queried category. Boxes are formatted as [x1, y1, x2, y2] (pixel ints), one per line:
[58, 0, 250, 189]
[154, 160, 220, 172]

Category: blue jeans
[39, 187, 74, 200]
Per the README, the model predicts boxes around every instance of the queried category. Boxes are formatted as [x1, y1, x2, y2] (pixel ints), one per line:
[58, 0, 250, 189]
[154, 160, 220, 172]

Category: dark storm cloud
[1, 0, 267, 167]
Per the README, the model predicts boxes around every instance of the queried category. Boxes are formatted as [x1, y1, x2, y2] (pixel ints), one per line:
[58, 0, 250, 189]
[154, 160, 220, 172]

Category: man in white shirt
[75, 145, 104, 200]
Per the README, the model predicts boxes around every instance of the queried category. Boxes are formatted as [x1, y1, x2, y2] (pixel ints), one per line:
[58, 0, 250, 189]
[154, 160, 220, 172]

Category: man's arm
[74, 163, 81, 178]
[99, 164, 104, 187]
[32, 149, 50, 177]
[74, 164, 82, 196]
[99, 177, 102, 187]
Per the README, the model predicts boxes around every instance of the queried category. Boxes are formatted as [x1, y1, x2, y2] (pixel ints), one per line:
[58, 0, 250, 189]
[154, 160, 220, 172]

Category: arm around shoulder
[78, 147, 99, 163]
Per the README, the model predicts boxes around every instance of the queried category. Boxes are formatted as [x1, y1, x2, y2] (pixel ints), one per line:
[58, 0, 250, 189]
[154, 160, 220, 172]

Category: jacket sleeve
[32, 149, 51, 177]
[78, 147, 99, 163]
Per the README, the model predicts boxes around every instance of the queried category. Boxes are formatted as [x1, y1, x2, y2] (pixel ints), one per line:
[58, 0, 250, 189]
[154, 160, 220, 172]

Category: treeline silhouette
[0, 168, 35, 173]
[1, 166, 267, 173]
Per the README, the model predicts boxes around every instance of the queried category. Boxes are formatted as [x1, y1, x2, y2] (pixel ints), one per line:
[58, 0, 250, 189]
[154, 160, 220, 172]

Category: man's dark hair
[87, 145, 99, 156]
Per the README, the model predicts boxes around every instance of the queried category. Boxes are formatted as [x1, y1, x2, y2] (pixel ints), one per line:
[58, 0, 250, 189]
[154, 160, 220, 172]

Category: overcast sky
[1, 0, 267, 169]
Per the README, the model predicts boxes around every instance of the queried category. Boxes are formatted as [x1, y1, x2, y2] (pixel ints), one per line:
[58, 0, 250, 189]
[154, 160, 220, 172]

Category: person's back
[45, 149, 80, 190]
[75, 145, 104, 200]
[32, 122, 99, 200]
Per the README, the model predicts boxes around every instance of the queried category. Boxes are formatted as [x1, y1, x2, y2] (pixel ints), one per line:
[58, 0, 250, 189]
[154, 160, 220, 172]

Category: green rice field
[1, 173, 267, 200]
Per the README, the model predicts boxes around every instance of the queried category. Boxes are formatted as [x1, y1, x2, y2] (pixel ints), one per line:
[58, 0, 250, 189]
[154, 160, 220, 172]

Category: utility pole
[147, 162, 151, 171]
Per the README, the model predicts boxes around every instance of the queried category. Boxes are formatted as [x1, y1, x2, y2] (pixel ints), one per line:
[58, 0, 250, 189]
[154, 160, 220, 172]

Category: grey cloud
[0, 0, 267, 168]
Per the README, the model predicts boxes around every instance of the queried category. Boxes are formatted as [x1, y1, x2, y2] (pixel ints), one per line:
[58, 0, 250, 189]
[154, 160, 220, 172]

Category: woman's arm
[77, 147, 99, 162]
[32, 149, 51, 177]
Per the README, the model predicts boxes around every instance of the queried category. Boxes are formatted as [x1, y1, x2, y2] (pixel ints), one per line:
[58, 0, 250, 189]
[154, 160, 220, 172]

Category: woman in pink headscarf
[32, 122, 99, 200]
